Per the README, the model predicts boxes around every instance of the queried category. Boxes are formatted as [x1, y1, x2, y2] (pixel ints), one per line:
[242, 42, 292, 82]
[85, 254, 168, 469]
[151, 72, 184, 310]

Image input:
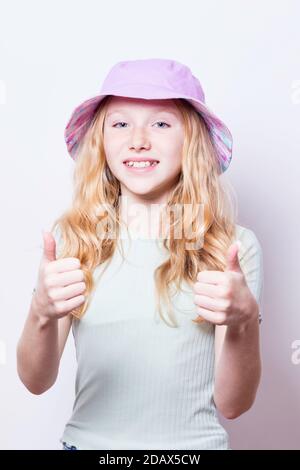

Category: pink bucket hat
[64, 58, 233, 173]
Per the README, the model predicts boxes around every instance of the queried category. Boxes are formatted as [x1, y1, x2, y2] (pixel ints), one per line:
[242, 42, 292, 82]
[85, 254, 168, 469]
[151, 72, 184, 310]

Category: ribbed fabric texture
[59, 224, 264, 450]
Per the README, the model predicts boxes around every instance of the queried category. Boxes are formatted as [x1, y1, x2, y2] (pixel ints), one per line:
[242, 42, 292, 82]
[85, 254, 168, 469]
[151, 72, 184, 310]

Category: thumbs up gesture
[33, 231, 86, 320]
[193, 241, 258, 327]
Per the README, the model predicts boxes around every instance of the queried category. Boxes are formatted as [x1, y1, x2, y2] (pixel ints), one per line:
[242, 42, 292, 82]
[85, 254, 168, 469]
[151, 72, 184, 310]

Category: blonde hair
[51, 95, 238, 327]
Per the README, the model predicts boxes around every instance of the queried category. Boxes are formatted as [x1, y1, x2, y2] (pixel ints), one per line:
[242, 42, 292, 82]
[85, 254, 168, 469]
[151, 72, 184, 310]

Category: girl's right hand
[33, 231, 86, 320]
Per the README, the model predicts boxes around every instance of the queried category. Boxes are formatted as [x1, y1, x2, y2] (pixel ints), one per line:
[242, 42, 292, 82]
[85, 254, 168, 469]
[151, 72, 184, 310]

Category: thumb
[42, 230, 57, 262]
[225, 240, 243, 273]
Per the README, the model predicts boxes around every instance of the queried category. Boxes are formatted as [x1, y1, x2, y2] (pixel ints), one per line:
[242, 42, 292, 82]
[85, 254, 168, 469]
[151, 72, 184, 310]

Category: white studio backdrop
[0, 0, 299, 449]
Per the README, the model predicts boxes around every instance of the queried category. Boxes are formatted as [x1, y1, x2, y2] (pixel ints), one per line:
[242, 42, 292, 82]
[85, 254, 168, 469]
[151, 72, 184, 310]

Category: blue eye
[112, 121, 170, 128]
[155, 121, 170, 128]
[113, 122, 127, 128]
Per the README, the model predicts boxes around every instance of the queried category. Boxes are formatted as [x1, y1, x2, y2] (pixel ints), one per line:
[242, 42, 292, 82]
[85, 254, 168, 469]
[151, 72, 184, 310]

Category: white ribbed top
[59, 224, 264, 450]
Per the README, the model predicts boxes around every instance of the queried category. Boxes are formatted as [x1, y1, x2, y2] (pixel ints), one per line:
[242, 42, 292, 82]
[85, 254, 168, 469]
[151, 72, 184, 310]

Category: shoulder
[235, 223, 263, 265]
[235, 223, 262, 248]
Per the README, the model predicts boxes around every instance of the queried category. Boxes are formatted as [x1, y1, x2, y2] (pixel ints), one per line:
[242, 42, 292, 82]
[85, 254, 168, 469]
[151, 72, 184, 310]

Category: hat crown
[101, 58, 205, 103]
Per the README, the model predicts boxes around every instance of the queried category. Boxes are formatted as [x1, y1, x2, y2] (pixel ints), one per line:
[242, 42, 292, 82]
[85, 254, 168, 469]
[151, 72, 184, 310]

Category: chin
[122, 181, 159, 194]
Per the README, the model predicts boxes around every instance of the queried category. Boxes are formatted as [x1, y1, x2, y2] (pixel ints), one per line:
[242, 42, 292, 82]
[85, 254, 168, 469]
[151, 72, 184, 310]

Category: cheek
[170, 134, 184, 161]
[161, 158, 182, 182]
[103, 137, 120, 165]
[103, 127, 120, 149]
[165, 141, 183, 172]
[104, 152, 114, 171]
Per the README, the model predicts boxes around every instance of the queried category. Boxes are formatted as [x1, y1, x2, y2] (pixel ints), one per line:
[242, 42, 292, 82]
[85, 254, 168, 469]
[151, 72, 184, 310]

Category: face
[103, 96, 184, 204]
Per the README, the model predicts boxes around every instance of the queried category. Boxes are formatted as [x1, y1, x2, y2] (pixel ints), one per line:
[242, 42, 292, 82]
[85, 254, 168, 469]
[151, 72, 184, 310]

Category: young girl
[17, 58, 264, 450]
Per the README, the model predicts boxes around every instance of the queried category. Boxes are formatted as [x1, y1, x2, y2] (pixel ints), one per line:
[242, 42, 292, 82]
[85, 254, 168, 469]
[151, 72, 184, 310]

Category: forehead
[106, 96, 179, 114]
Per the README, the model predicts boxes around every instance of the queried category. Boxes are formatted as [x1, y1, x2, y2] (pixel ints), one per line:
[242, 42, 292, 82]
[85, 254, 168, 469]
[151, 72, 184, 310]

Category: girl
[17, 58, 264, 450]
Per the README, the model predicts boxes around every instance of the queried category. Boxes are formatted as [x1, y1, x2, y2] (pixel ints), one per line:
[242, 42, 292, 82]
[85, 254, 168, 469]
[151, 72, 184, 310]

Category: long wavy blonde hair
[51, 95, 238, 327]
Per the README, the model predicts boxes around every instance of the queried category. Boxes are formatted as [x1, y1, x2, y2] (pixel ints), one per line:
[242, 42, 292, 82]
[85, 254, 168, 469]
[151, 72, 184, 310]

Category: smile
[123, 161, 160, 172]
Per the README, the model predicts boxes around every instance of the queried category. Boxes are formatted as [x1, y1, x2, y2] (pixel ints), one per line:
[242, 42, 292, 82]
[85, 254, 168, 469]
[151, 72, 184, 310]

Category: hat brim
[64, 86, 232, 172]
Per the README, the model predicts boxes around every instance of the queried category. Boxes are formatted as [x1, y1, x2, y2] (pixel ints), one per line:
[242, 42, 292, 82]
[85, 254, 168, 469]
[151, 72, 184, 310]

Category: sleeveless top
[58, 223, 264, 450]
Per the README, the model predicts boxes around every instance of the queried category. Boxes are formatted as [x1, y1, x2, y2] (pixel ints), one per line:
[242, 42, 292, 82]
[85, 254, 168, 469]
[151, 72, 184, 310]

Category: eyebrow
[106, 108, 179, 118]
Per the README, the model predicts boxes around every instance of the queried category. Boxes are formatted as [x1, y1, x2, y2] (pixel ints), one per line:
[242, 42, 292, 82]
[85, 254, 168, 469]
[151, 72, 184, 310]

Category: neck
[119, 194, 168, 239]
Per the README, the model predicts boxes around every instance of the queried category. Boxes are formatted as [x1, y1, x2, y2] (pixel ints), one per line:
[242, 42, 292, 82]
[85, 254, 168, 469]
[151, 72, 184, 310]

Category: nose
[129, 127, 151, 151]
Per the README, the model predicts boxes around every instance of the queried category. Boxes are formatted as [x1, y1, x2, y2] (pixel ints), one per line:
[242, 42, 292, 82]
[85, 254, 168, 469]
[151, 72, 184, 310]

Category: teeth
[125, 161, 158, 168]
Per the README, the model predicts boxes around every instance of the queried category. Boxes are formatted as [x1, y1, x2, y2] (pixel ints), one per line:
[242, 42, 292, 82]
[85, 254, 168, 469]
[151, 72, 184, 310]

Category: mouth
[122, 158, 160, 164]
[122, 158, 160, 172]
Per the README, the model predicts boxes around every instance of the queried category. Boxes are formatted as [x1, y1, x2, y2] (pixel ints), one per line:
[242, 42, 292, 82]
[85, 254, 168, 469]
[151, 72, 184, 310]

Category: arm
[193, 227, 264, 419]
[17, 229, 85, 395]
[17, 295, 73, 395]
[213, 230, 264, 419]
[214, 303, 261, 419]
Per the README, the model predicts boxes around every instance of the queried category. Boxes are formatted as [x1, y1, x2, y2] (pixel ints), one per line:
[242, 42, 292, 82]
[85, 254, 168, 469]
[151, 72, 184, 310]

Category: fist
[192, 241, 257, 326]
[33, 231, 86, 320]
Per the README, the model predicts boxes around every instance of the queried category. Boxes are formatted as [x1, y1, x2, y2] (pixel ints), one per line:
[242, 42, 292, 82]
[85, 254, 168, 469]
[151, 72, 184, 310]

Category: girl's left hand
[193, 241, 258, 327]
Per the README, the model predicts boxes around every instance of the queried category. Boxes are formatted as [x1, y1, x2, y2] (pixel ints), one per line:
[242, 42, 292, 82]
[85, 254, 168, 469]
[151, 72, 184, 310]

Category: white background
[0, 0, 299, 449]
